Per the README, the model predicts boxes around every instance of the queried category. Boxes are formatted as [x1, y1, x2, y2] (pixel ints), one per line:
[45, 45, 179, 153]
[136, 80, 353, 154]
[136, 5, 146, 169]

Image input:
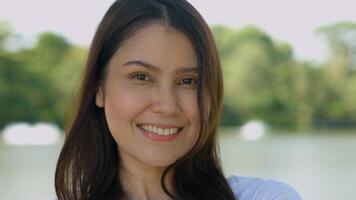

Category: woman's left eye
[131, 73, 151, 81]
[178, 77, 198, 86]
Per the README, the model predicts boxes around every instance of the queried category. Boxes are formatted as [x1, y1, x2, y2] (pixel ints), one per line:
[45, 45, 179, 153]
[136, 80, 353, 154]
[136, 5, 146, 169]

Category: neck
[118, 153, 174, 200]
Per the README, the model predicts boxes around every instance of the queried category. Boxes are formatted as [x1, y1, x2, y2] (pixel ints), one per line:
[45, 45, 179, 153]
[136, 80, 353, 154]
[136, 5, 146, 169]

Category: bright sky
[1, 0, 356, 62]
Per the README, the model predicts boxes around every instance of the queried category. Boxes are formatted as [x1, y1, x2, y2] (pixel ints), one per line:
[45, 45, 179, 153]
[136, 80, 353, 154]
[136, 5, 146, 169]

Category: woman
[55, 0, 302, 199]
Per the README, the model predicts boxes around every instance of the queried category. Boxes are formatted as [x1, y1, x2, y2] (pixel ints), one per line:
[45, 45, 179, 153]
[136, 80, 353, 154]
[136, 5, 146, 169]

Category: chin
[141, 155, 178, 168]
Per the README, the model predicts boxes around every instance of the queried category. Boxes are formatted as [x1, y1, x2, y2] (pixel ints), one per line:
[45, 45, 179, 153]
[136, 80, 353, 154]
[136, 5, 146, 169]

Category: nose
[150, 85, 181, 116]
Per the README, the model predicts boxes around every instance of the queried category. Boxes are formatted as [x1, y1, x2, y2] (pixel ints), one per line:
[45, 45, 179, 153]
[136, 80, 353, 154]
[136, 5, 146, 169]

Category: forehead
[110, 23, 198, 69]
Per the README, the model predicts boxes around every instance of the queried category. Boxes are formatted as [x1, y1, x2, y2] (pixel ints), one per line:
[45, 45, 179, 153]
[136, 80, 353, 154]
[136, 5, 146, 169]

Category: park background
[0, 0, 355, 199]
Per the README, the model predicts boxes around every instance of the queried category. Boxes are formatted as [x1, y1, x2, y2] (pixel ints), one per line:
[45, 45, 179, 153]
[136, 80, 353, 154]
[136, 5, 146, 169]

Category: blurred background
[0, 0, 355, 199]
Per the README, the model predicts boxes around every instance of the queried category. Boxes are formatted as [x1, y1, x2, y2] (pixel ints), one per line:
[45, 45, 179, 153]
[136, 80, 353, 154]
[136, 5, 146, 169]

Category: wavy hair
[55, 0, 236, 199]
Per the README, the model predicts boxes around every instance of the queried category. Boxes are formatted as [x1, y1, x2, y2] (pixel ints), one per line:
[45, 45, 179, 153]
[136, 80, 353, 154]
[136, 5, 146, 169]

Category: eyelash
[132, 73, 151, 81]
[131, 73, 198, 86]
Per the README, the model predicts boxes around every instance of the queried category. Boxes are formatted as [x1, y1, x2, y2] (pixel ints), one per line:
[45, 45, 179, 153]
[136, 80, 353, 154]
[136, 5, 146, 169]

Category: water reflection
[220, 131, 356, 200]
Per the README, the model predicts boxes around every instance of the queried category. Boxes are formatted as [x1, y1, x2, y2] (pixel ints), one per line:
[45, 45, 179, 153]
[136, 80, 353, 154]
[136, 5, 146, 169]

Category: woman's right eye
[131, 73, 151, 81]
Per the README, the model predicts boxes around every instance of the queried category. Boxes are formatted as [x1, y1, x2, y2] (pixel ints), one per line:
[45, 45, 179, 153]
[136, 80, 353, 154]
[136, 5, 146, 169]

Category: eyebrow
[123, 60, 198, 74]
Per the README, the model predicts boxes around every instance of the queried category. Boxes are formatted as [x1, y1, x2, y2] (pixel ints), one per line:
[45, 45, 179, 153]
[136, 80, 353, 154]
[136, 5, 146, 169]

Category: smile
[136, 124, 184, 141]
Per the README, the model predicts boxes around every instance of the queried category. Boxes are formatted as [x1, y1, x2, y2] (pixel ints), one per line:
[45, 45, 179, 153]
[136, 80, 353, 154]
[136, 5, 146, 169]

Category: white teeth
[164, 129, 169, 136]
[140, 125, 179, 136]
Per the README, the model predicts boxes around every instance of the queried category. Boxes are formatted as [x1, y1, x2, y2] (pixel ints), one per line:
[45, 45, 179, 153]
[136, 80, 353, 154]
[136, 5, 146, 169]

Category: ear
[95, 85, 104, 108]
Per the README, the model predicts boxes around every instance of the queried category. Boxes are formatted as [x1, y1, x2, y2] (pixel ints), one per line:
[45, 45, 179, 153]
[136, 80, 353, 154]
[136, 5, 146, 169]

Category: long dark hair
[55, 0, 236, 199]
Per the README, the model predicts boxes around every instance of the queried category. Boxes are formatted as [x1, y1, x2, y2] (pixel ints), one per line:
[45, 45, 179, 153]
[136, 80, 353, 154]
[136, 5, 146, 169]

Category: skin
[96, 23, 200, 200]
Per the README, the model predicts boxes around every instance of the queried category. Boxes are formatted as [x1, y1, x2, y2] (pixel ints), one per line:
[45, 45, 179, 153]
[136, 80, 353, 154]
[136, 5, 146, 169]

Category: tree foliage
[0, 27, 86, 128]
[213, 23, 356, 129]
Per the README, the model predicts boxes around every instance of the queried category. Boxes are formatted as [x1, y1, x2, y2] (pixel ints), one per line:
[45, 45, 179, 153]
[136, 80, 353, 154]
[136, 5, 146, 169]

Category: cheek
[178, 90, 200, 131]
[178, 92, 200, 155]
[104, 82, 150, 132]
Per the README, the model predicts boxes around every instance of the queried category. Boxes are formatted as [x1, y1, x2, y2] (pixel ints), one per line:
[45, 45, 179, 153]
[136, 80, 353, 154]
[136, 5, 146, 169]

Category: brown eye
[132, 73, 151, 81]
[179, 77, 198, 86]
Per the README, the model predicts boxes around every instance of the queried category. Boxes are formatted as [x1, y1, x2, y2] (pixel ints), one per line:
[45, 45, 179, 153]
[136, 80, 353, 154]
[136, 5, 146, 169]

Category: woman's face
[96, 24, 200, 168]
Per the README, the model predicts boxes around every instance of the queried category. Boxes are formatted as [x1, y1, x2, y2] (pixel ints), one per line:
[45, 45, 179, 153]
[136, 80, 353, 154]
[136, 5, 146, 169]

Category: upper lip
[137, 123, 183, 129]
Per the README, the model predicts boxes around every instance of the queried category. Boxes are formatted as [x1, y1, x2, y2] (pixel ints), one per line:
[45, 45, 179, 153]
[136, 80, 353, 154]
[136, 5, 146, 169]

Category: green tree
[0, 28, 85, 129]
[0, 21, 12, 51]
[0, 53, 55, 128]
[213, 26, 304, 128]
[315, 22, 356, 125]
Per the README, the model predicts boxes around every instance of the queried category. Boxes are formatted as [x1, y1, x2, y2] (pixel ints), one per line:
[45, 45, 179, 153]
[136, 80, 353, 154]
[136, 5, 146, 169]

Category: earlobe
[95, 87, 104, 108]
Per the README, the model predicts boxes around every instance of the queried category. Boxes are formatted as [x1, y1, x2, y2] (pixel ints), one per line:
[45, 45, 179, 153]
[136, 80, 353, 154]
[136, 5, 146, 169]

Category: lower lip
[137, 126, 180, 142]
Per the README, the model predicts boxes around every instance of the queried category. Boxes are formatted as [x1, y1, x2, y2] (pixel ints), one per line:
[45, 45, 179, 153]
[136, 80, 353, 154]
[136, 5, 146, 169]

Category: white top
[228, 176, 302, 200]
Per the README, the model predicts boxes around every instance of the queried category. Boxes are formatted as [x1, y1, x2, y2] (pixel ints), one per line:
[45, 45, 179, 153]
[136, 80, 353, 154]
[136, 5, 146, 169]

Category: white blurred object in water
[240, 120, 267, 141]
[1, 122, 60, 145]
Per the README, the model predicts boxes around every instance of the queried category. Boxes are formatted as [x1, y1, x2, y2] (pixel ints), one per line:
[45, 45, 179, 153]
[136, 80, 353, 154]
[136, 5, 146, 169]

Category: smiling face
[95, 23, 200, 169]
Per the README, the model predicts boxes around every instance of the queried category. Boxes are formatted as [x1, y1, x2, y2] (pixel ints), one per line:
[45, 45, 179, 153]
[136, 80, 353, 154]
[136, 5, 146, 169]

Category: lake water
[1, 130, 355, 200]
